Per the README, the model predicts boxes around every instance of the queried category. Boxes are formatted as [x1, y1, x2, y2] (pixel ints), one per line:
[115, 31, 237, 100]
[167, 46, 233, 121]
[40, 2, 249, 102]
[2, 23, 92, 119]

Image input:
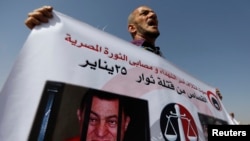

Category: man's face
[85, 96, 129, 141]
[131, 6, 160, 39]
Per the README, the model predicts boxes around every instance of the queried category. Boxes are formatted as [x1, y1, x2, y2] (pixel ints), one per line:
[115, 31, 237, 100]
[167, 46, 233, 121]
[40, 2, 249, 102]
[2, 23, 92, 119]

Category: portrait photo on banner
[28, 81, 150, 141]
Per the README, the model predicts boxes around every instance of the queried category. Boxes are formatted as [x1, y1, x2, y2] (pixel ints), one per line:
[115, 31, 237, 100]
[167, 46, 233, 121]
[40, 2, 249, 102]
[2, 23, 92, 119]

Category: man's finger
[25, 17, 41, 29]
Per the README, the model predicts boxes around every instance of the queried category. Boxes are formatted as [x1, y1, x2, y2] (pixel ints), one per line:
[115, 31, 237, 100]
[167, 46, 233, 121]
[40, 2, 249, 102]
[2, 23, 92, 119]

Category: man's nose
[95, 122, 108, 137]
[148, 12, 157, 19]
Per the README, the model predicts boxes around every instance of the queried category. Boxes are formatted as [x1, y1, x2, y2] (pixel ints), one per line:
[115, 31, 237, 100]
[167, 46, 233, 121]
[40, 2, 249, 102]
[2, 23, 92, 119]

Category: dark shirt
[131, 39, 162, 56]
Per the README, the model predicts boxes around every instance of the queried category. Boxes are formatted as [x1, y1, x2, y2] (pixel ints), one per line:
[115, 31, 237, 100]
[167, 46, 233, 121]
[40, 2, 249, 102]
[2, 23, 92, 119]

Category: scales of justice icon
[164, 104, 197, 141]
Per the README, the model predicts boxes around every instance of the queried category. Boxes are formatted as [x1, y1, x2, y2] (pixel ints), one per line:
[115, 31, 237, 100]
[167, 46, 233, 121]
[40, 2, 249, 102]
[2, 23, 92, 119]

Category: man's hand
[25, 6, 53, 29]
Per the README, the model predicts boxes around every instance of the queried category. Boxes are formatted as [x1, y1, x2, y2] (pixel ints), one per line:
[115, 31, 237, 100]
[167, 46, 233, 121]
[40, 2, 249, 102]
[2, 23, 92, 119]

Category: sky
[0, 0, 249, 124]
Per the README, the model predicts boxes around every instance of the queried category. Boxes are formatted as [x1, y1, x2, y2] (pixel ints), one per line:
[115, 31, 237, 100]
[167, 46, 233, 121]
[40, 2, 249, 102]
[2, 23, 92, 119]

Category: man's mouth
[147, 19, 158, 27]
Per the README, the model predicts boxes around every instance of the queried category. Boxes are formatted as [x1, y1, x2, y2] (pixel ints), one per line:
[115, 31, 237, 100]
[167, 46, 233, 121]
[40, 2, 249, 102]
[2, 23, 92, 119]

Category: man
[25, 5, 162, 56]
[67, 89, 130, 141]
[127, 5, 161, 55]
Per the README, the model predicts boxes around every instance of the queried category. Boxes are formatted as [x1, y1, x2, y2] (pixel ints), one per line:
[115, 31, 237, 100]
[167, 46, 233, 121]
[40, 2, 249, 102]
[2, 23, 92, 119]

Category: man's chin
[147, 27, 160, 34]
[146, 31, 160, 39]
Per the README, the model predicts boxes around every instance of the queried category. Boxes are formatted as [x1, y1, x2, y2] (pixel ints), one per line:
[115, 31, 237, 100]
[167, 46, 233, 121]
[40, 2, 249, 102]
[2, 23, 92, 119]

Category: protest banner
[0, 11, 234, 141]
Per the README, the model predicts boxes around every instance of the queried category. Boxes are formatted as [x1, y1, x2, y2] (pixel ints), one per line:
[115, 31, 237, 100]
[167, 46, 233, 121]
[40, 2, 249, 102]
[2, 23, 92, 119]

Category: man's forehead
[93, 96, 119, 103]
[136, 6, 154, 13]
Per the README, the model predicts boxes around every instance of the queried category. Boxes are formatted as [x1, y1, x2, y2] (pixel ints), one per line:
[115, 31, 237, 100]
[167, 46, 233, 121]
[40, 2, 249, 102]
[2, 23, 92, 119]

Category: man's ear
[128, 24, 136, 34]
[125, 116, 131, 130]
[77, 109, 82, 122]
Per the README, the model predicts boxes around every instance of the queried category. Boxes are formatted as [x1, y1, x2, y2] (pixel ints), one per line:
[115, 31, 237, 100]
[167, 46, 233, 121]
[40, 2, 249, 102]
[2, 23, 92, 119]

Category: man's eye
[89, 117, 98, 125]
[108, 120, 118, 127]
[141, 11, 149, 15]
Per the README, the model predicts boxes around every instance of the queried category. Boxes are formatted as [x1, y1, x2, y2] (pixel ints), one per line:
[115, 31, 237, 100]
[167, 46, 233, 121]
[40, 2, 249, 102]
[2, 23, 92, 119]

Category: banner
[0, 11, 234, 141]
